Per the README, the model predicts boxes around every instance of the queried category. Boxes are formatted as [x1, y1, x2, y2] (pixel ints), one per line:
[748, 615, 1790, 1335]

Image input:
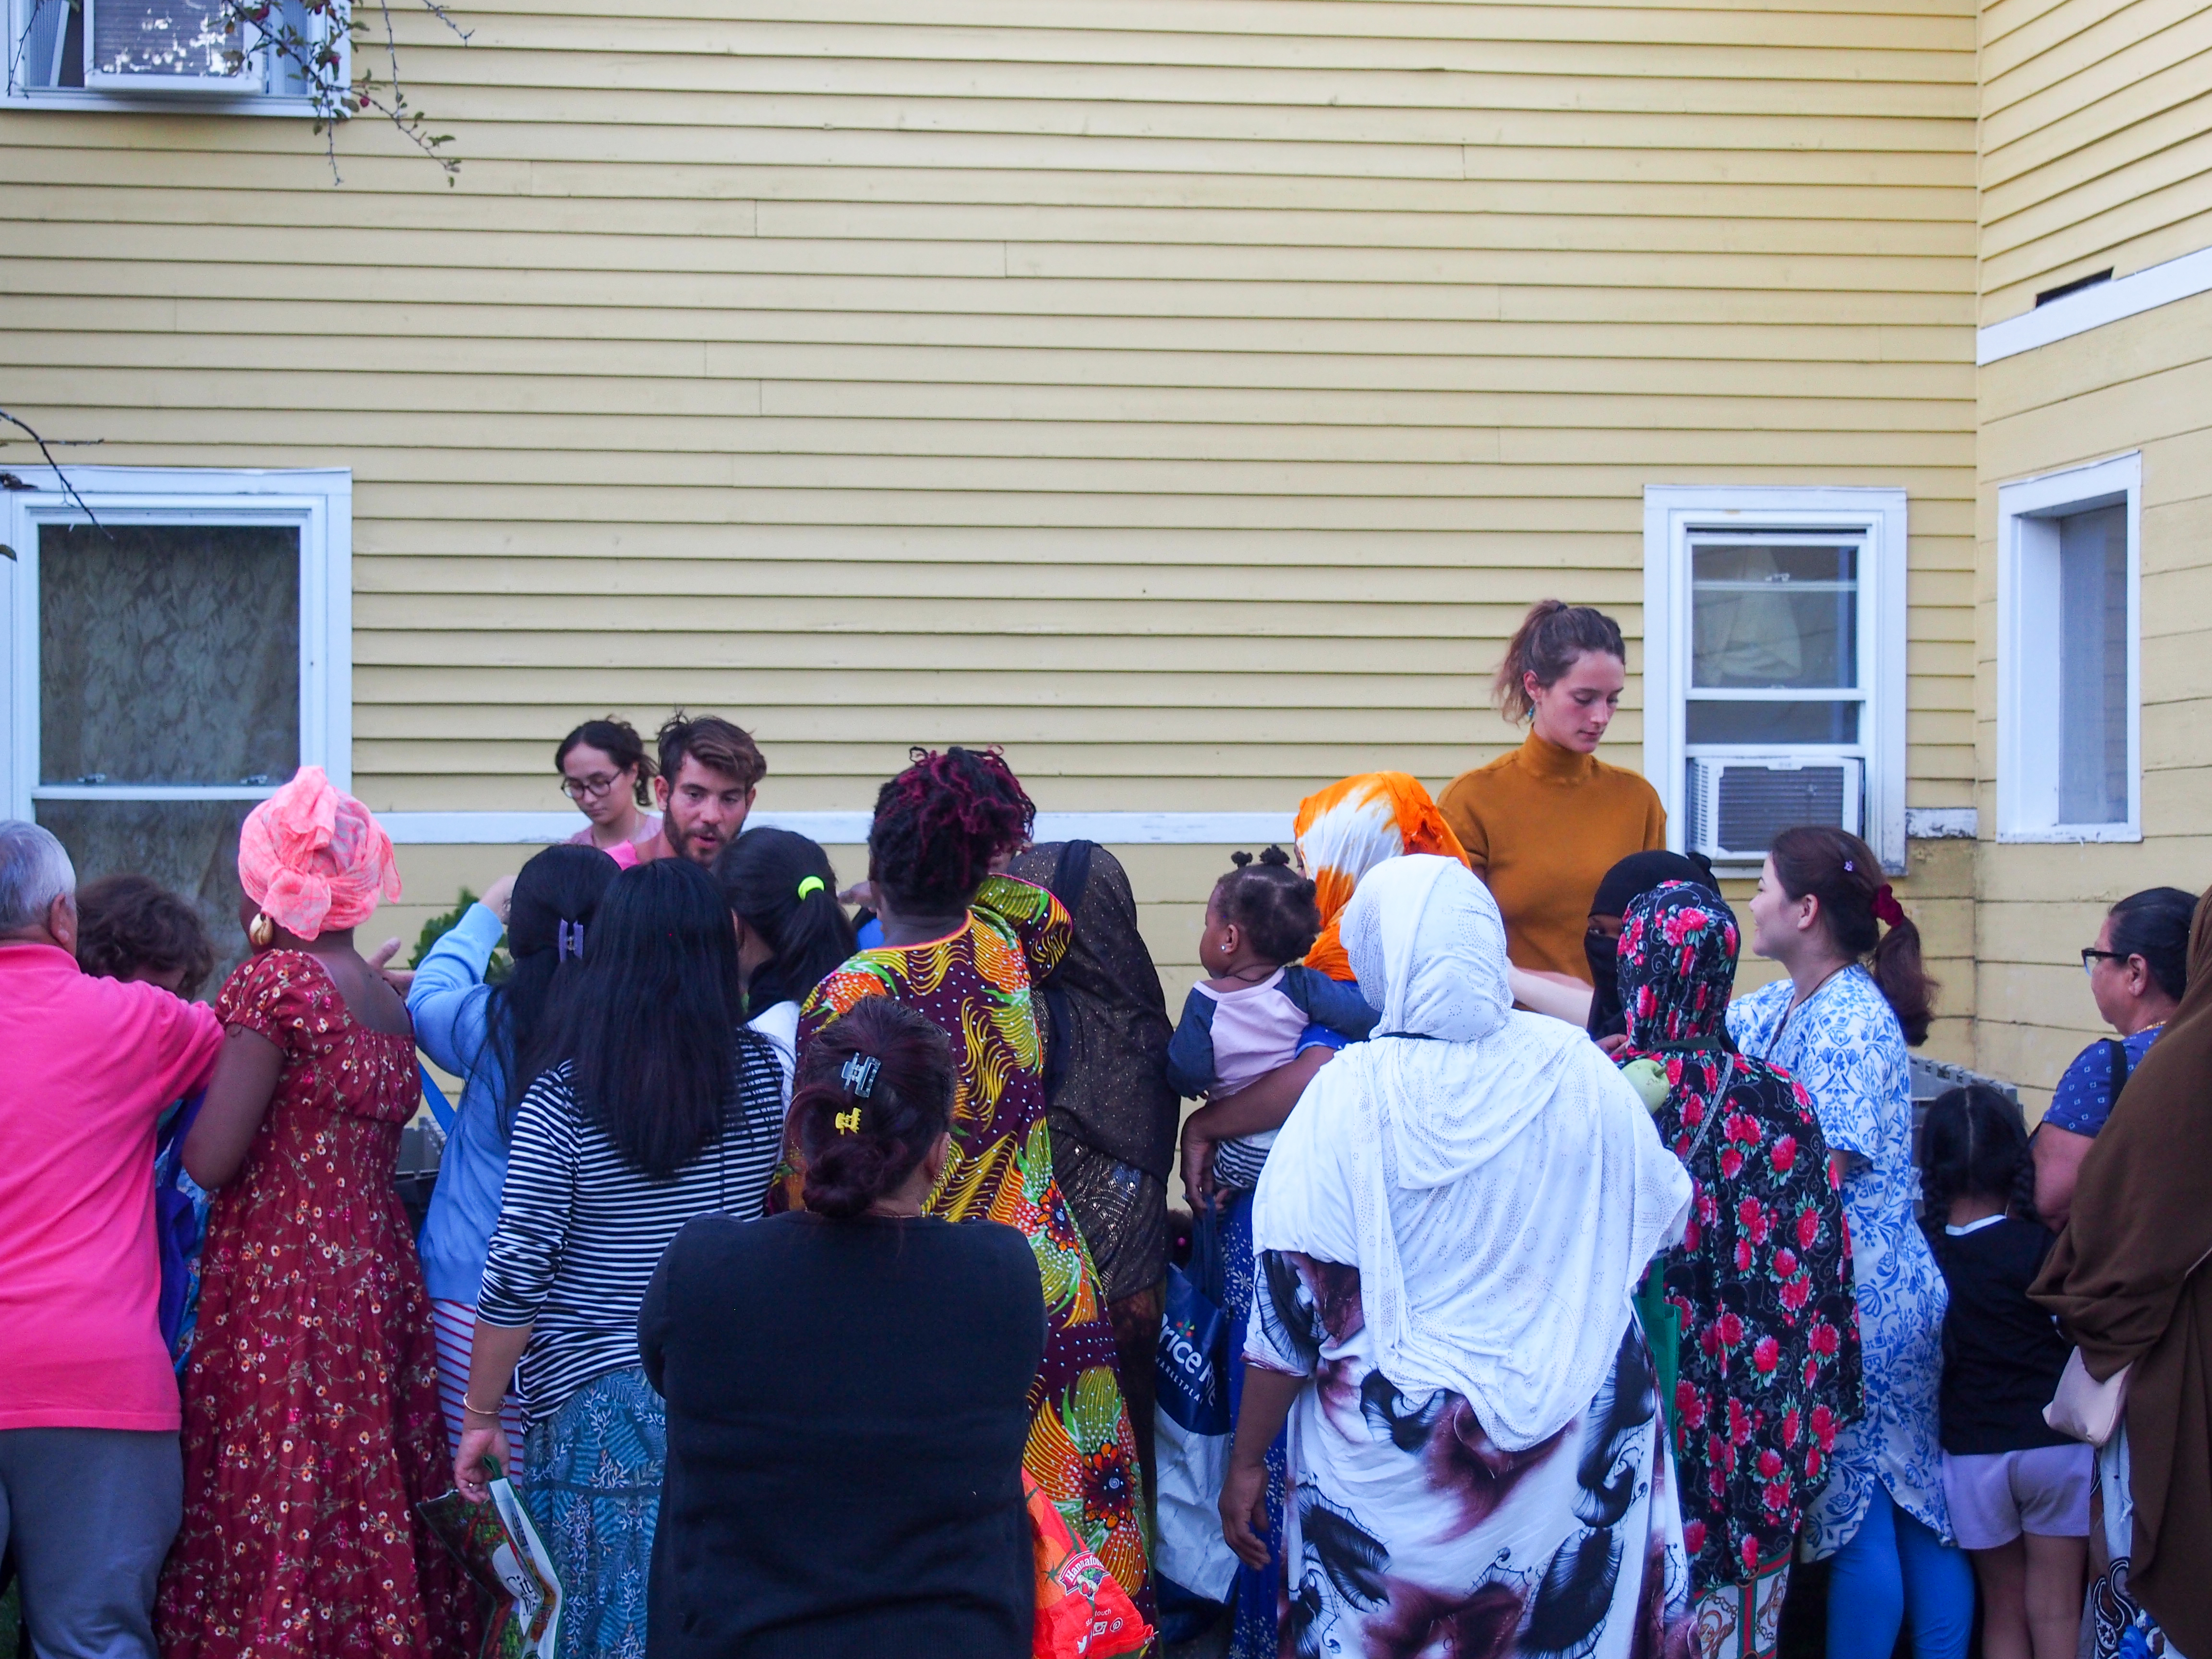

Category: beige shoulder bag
[2045, 1348, 2131, 1448]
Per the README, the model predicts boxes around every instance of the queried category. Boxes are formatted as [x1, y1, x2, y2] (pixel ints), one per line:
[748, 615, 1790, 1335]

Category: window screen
[1686, 541, 1861, 745]
[35, 522, 301, 995]
[39, 523, 299, 786]
[2056, 504, 2129, 826]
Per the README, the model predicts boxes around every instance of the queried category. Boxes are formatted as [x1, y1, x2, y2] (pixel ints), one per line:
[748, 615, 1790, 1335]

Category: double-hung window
[1996, 453, 2141, 842]
[6, 0, 328, 103]
[2, 468, 351, 980]
[1644, 486, 1909, 872]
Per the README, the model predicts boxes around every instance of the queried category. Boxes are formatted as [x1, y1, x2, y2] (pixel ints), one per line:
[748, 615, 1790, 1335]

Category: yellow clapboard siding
[1971, 276, 2212, 1088]
[1980, 126, 2212, 267]
[0, 257, 1978, 327]
[443, 12, 1979, 76]
[2, 0, 1979, 1050]
[1980, 175, 2212, 301]
[1981, 0, 2206, 100]
[1975, 0, 2212, 315]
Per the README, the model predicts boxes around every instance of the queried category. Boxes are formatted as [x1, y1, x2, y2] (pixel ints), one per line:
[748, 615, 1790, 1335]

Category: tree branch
[0, 407, 108, 535]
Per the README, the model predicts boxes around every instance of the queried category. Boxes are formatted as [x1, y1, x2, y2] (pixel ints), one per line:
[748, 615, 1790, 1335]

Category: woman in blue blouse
[1730, 826, 1969, 1659]
[2033, 886, 2192, 1229]
[409, 842, 619, 1467]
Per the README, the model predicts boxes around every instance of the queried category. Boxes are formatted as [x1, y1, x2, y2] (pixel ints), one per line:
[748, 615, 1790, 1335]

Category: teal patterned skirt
[524, 1366, 666, 1659]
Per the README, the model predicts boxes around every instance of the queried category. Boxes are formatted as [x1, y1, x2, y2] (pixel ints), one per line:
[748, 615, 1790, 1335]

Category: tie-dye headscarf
[237, 766, 403, 940]
[1293, 772, 1467, 982]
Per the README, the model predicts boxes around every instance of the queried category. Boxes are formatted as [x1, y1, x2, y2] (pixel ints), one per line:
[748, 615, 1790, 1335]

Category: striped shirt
[477, 1030, 786, 1421]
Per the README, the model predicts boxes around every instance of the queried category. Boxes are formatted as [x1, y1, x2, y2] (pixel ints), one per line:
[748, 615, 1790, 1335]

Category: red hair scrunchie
[1873, 883, 1907, 928]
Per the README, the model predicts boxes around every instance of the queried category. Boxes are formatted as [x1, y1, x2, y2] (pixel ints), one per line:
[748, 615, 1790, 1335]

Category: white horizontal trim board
[1979, 245, 2212, 364]
[378, 809, 1300, 846]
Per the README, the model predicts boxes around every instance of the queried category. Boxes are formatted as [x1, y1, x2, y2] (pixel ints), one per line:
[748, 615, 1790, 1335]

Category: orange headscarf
[1293, 772, 1468, 981]
[237, 766, 402, 940]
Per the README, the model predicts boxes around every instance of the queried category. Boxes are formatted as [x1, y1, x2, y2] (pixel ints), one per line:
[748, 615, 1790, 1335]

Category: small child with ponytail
[1922, 1084, 2091, 1659]
[1166, 847, 1379, 1193]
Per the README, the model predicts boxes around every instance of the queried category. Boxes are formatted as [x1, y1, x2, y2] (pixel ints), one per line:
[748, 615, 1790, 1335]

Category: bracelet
[461, 1395, 506, 1419]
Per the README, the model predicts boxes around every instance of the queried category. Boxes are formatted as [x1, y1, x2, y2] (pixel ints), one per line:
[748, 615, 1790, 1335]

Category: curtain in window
[36, 523, 302, 998]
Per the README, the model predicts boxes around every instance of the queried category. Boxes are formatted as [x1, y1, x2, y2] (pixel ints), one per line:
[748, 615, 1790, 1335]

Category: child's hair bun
[1214, 848, 1322, 965]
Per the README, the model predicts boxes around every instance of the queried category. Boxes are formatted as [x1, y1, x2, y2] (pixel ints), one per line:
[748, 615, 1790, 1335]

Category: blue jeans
[1827, 1486, 1975, 1659]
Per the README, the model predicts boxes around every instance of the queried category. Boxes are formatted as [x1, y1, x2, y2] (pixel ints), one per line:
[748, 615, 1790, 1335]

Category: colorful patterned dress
[783, 877, 1151, 1619]
[158, 950, 473, 1659]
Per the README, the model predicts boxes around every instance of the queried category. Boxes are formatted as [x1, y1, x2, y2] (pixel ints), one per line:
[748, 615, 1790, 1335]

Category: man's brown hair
[656, 712, 766, 790]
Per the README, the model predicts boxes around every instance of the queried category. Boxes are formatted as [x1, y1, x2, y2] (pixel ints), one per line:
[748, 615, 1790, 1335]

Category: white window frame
[3, 0, 338, 110]
[1995, 452, 2142, 844]
[1642, 484, 1910, 873]
[1, 466, 352, 821]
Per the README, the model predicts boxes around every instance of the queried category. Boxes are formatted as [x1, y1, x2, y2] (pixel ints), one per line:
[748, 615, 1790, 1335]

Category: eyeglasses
[2080, 947, 2128, 975]
[561, 773, 623, 802]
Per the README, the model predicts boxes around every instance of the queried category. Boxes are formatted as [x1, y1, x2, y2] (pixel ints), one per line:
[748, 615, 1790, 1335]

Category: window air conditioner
[84, 0, 261, 90]
[1686, 756, 1863, 863]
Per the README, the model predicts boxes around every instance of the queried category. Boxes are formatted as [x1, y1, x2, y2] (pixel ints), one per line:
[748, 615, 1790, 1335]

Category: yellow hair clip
[834, 1108, 861, 1134]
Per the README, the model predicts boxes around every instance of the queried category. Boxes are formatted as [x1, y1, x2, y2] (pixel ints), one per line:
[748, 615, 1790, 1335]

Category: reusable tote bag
[1153, 1203, 1238, 1609]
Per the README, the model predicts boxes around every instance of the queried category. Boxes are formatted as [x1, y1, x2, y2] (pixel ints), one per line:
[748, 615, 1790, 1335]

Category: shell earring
[248, 912, 276, 950]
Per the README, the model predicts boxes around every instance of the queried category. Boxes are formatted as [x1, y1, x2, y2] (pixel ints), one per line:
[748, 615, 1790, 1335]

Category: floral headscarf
[1617, 881, 1738, 1051]
[1614, 882, 1863, 1596]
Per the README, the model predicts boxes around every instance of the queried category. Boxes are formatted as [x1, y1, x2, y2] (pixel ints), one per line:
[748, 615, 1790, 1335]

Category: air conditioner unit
[1686, 755, 1863, 863]
[84, 0, 262, 90]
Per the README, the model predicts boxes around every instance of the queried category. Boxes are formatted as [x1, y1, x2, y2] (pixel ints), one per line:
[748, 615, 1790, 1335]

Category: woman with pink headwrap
[158, 768, 474, 1659]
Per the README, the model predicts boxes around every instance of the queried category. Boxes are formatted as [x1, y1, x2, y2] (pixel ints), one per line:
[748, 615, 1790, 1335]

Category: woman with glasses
[2033, 887, 2195, 1229]
[558, 717, 662, 866]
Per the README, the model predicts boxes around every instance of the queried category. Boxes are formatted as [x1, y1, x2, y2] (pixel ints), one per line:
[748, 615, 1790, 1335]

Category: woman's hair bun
[793, 998, 958, 1220]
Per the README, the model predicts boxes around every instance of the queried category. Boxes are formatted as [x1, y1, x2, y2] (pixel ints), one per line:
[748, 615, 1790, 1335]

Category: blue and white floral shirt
[1730, 966, 1952, 1555]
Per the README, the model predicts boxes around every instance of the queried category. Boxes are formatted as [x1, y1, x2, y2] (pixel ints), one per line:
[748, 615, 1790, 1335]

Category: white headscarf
[1251, 854, 1691, 1451]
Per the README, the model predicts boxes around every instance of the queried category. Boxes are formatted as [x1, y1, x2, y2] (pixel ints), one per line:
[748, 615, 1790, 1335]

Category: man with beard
[643, 712, 765, 867]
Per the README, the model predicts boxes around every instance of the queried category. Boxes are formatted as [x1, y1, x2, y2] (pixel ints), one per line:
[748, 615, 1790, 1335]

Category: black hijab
[1005, 842, 1179, 1180]
[1585, 849, 1719, 1039]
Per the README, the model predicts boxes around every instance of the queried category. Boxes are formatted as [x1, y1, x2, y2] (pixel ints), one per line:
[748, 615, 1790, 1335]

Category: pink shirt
[567, 814, 660, 870]
[1190, 969, 1310, 1096]
[0, 942, 223, 1431]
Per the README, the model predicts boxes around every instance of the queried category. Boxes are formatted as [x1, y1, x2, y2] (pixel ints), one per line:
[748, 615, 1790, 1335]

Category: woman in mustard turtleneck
[1440, 600, 1666, 985]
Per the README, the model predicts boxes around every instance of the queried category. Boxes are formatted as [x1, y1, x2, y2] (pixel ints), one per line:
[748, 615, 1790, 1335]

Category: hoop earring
[248, 912, 276, 950]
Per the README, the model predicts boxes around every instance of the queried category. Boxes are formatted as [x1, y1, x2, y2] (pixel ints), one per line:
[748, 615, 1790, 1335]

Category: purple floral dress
[1616, 884, 1864, 1598]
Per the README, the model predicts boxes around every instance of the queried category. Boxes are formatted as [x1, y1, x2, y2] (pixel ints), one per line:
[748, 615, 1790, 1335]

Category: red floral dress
[1614, 884, 1864, 1599]
[158, 951, 473, 1659]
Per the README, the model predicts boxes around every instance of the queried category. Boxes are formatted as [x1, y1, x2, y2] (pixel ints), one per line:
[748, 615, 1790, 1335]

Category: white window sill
[1995, 825, 2143, 844]
[3, 85, 322, 115]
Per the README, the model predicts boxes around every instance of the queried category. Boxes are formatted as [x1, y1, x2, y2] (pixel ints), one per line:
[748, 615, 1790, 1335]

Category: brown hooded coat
[2033, 887, 2212, 1657]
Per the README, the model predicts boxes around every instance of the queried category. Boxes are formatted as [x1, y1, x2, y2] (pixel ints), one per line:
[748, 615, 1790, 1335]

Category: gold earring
[248, 912, 276, 950]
